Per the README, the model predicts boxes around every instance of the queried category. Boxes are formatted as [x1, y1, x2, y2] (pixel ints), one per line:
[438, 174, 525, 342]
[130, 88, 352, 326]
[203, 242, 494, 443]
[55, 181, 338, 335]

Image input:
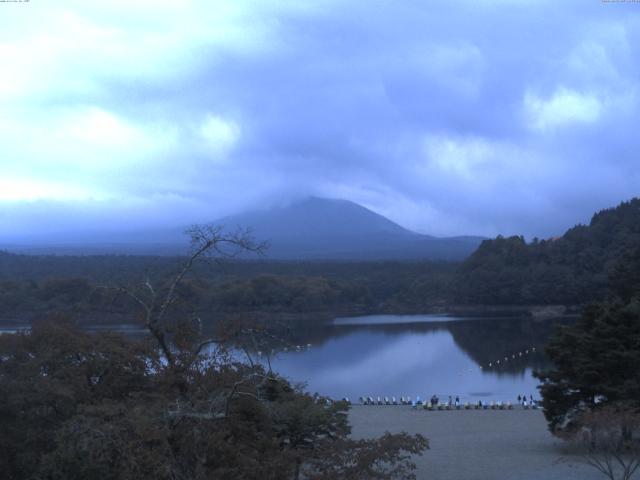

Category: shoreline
[0, 305, 578, 328]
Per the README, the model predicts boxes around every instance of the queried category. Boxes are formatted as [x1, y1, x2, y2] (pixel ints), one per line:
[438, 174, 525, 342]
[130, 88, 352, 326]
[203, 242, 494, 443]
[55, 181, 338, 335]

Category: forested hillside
[0, 254, 455, 324]
[454, 198, 640, 305]
[3, 199, 639, 321]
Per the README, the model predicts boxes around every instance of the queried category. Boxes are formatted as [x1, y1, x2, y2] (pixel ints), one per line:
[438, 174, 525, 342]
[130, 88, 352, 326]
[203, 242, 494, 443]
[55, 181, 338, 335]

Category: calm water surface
[266, 314, 566, 403]
[2, 314, 567, 404]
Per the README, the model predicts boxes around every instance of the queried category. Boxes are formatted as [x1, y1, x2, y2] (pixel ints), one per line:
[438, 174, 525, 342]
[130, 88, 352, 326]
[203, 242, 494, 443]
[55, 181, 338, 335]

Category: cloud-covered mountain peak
[218, 197, 481, 260]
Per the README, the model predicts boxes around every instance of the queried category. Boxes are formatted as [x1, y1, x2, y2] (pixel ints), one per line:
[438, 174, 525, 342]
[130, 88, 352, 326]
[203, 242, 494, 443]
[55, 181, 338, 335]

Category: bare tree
[109, 224, 266, 367]
[102, 225, 429, 479]
[4, 224, 428, 479]
[566, 405, 640, 480]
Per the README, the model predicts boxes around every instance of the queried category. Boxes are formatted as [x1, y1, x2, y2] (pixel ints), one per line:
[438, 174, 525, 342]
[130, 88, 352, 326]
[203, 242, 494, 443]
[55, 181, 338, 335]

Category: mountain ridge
[454, 197, 640, 305]
[216, 197, 483, 260]
[0, 197, 484, 260]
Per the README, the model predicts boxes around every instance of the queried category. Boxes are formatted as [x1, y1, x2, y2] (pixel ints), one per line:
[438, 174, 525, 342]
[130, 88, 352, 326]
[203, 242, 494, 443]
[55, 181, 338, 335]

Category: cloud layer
[1, 0, 639, 239]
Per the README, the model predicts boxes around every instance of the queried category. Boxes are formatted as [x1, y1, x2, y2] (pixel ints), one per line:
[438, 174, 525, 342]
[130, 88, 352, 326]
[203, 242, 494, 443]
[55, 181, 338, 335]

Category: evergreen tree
[535, 301, 640, 433]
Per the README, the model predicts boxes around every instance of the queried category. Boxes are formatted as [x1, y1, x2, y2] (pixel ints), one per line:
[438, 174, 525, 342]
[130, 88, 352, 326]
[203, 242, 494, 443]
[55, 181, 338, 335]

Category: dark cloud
[1, 0, 639, 240]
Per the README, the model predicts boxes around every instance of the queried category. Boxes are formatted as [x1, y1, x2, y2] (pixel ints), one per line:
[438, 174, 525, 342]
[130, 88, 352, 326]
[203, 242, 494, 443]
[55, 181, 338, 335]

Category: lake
[1, 314, 567, 404]
[263, 314, 567, 403]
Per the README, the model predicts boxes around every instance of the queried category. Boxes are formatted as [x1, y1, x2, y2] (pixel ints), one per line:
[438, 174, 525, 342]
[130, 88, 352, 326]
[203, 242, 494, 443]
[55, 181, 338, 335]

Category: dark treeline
[530, 238, 640, 468]
[0, 255, 455, 324]
[2, 198, 639, 324]
[0, 251, 453, 285]
[453, 198, 640, 305]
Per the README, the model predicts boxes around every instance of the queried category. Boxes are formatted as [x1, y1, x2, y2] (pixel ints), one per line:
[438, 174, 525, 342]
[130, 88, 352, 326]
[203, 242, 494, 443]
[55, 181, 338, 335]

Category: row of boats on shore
[345, 396, 540, 410]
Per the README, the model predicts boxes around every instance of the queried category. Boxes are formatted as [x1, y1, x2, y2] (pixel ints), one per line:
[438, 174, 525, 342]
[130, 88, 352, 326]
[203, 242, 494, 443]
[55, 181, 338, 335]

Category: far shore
[348, 405, 601, 480]
[0, 304, 579, 329]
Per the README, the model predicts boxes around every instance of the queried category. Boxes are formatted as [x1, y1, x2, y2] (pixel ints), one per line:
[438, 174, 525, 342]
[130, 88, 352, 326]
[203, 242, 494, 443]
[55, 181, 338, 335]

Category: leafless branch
[569, 405, 640, 480]
[101, 224, 266, 368]
[192, 338, 224, 357]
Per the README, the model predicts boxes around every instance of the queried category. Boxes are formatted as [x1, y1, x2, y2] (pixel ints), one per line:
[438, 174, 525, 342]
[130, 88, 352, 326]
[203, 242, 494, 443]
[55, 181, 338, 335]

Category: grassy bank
[348, 406, 601, 480]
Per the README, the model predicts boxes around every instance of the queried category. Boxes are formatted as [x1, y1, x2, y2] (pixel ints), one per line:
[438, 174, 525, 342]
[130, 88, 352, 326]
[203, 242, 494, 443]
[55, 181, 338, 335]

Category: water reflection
[267, 315, 571, 402]
[0, 315, 570, 403]
[0, 327, 29, 335]
[333, 314, 459, 325]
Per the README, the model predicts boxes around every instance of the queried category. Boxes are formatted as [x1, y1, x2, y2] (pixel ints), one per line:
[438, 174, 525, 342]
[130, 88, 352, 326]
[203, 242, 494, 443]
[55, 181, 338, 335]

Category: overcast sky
[1, 0, 639, 240]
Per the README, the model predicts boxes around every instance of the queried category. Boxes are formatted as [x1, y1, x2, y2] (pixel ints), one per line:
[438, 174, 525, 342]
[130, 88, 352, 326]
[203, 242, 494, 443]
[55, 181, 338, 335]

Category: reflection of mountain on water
[76, 315, 572, 379]
[275, 316, 574, 377]
[269, 320, 449, 352]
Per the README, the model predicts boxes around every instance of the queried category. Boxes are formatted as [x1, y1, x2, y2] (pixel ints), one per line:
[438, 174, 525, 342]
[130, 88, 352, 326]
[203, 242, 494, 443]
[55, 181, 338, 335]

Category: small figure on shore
[455, 396, 460, 408]
[517, 394, 521, 403]
[448, 395, 453, 406]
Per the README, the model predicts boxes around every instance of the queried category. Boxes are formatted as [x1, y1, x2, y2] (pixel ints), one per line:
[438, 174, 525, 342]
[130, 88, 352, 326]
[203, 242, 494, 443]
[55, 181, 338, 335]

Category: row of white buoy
[484, 347, 537, 369]
[262, 345, 537, 362]
[256, 343, 313, 356]
[281, 343, 312, 353]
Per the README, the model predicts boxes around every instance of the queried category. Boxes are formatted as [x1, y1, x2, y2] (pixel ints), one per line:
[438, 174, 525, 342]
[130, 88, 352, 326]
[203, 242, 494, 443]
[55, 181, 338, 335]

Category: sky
[1, 0, 639, 241]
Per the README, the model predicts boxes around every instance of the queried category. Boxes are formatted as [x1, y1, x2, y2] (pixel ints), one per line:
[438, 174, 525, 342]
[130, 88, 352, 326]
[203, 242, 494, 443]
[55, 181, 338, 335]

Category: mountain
[217, 197, 484, 260]
[454, 198, 640, 305]
[0, 197, 484, 260]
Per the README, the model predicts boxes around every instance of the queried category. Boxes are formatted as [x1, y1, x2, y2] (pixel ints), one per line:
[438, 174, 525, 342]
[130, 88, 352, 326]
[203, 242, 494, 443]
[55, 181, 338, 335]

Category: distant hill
[217, 197, 484, 261]
[454, 198, 640, 305]
[0, 197, 484, 260]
